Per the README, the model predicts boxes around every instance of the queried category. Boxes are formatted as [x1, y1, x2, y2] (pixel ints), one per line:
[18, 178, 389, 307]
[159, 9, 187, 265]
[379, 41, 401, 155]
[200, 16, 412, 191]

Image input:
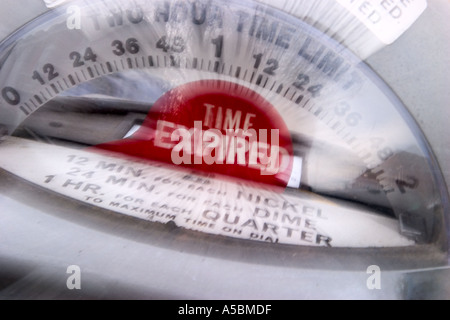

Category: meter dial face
[0, 0, 448, 256]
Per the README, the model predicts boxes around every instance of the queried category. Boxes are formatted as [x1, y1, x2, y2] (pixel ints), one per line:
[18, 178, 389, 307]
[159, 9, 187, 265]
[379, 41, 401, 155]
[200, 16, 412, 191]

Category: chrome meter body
[0, 0, 449, 299]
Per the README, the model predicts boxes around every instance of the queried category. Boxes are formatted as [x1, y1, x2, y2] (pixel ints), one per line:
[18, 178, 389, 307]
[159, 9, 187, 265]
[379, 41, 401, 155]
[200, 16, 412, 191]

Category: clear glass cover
[0, 0, 448, 270]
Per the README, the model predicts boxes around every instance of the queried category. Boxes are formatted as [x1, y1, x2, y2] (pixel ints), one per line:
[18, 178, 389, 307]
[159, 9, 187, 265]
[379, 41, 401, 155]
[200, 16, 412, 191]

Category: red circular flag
[94, 80, 293, 186]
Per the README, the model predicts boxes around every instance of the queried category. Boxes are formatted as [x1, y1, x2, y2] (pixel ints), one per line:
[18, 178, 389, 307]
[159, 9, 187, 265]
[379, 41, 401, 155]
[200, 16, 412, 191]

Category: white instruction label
[336, 0, 427, 44]
[0, 137, 414, 248]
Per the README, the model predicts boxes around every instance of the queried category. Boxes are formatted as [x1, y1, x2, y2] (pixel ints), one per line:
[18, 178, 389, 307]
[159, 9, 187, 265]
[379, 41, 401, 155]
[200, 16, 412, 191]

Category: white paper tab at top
[336, 0, 427, 44]
[43, 0, 73, 8]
